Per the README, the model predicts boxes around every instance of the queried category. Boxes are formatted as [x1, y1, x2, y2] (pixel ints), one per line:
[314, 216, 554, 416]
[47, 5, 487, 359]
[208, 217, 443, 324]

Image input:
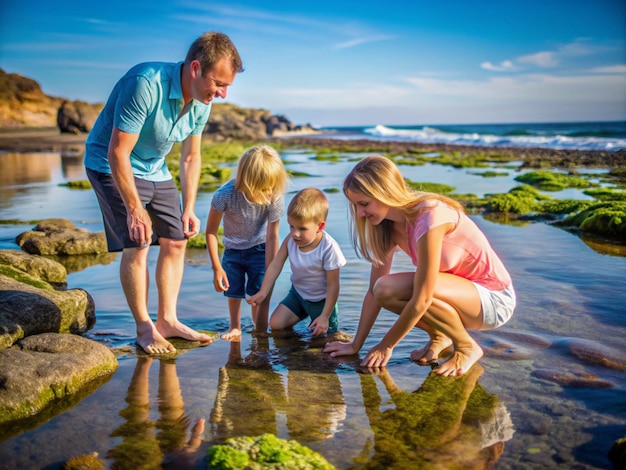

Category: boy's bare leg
[155, 238, 212, 345]
[222, 297, 243, 340]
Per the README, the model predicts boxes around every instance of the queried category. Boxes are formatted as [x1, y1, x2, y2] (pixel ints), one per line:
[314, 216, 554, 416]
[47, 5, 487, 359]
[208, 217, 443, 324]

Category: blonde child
[206, 145, 288, 340]
[248, 187, 346, 337]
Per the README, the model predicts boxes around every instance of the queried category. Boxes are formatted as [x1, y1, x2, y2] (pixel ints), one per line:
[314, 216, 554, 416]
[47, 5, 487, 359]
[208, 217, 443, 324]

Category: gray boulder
[0, 333, 117, 425]
[16, 218, 107, 255]
[0, 249, 95, 349]
[57, 99, 103, 134]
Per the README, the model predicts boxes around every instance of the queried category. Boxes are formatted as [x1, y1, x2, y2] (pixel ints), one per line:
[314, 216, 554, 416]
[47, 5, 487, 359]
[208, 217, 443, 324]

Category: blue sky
[1, 0, 625, 127]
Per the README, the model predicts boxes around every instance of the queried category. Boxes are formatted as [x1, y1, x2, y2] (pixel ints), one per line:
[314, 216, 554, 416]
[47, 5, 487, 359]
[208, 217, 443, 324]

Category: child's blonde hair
[288, 187, 328, 223]
[343, 155, 464, 265]
[235, 145, 288, 205]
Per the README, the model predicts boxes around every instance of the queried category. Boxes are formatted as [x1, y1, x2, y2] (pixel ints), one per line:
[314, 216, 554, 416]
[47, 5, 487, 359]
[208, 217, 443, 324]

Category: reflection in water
[354, 365, 514, 469]
[210, 336, 286, 439]
[273, 333, 347, 442]
[107, 357, 203, 470]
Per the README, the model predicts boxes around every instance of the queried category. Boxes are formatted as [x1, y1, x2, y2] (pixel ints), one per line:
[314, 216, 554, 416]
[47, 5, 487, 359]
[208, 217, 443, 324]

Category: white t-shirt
[288, 231, 346, 302]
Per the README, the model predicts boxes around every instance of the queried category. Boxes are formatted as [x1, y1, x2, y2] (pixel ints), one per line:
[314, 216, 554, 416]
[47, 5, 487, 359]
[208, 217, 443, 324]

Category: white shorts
[474, 283, 516, 330]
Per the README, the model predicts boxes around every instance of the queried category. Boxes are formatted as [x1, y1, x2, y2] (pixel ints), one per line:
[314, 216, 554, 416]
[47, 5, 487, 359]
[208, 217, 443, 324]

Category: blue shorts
[86, 168, 184, 252]
[222, 244, 266, 299]
[280, 285, 338, 333]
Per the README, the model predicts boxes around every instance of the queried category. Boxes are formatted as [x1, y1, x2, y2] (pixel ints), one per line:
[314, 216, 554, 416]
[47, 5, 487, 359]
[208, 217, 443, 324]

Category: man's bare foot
[221, 328, 242, 341]
[434, 344, 484, 377]
[156, 319, 213, 344]
[137, 321, 176, 355]
[410, 336, 453, 365]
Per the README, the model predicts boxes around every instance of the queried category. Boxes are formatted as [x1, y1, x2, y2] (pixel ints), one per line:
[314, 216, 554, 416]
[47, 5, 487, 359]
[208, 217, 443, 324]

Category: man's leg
[154, 237, 212, 344]
[120, 246, 175, 354]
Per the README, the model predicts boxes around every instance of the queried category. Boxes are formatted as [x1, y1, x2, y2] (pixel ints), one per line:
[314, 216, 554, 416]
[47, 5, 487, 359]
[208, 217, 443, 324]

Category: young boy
[247, 187, 346, 336]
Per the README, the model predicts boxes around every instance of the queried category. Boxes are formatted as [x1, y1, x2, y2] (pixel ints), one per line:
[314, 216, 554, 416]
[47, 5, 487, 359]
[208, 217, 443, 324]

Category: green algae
[557, 201, 626, 239]
[354, 365, 501, 469]
[469, 170, 509, 178]
[206, 433, 336, 470]
[62, 453, 105, 470]
[514, 170, 596, 191]
[59, 180, 92, 190]
[406, 180, 456, 195]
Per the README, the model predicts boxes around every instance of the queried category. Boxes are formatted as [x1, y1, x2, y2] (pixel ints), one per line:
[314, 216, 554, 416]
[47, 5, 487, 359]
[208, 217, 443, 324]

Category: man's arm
[107, 128, 151, 245]
[179, 133, 202, 238]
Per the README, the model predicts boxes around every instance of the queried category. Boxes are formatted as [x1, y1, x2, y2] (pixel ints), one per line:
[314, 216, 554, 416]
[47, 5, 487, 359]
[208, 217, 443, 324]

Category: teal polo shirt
[84, 61, 212, 182]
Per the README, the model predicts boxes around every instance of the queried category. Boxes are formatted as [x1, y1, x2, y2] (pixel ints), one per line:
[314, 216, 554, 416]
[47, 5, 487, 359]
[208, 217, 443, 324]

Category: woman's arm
[362, 223, 451, 368]
[324, 250, 394, 356]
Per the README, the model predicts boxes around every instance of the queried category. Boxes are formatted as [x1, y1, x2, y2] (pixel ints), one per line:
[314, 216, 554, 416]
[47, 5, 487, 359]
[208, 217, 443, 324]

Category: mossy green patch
[206, 433, 336, 470]
[515, 170, 596, 191]
[59, 180, 92, 190]
[406, 180, 455, 195]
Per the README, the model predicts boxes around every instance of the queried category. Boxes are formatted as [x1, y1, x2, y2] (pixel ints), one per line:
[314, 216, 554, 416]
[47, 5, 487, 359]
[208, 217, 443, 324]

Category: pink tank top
[406, 200, 512, 291]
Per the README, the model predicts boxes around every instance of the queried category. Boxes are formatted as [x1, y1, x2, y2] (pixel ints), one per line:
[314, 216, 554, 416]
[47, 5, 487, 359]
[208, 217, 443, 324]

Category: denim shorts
[222, 244, 266, 298]
[280, 285, 338, 333]
[86, 168, 184, 252]
[475, 283, 516, 331]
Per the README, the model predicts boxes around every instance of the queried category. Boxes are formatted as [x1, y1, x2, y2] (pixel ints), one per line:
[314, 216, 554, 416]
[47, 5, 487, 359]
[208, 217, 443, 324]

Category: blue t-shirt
[84, 61, 212, 182]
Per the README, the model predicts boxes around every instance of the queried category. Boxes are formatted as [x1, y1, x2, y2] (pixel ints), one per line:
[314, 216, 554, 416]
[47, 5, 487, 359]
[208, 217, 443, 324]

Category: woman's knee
[372, 276, 397, 304]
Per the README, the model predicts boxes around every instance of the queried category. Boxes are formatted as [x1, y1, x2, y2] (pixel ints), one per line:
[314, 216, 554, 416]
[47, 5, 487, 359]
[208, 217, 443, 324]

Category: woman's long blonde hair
[343, 155, 464, 265]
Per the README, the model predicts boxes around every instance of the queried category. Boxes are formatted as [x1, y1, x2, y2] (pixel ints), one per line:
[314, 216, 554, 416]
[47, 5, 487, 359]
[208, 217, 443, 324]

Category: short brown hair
[185, 31, 244, 76]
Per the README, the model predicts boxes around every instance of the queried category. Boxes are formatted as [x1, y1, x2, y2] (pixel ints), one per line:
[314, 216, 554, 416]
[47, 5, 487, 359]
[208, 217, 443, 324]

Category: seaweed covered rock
[206, 433, 336, 470]
[16, 218, 107, 256]
[0, 333, 117, 428]
[0, 249, 95, 349]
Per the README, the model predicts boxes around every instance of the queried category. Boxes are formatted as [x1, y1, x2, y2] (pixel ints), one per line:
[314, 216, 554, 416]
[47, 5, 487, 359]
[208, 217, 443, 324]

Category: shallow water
[0, 149, 625, 469]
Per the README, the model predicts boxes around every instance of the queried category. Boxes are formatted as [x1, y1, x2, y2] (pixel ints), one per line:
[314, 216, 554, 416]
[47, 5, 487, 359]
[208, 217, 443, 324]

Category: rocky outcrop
[16, 218, 108, 256]
[0, 250, 96, 349]
[203, 103, 317, 141]
[57, 100, 103, 134]
[0, 249, 116, 431]
[0, 68, 64, 128]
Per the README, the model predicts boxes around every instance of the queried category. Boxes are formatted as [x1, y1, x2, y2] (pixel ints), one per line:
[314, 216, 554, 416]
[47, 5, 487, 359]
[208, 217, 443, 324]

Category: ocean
[317, 120, 626, 151]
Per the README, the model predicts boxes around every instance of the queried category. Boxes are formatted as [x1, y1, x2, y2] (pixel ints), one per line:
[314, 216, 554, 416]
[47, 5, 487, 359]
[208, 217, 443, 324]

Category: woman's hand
[323, 341, 359, 357]
[361, 343, 393, 368]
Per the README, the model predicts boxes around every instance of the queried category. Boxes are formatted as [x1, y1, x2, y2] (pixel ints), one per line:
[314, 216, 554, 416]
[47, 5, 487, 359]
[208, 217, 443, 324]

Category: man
[85, 32, 243, 354]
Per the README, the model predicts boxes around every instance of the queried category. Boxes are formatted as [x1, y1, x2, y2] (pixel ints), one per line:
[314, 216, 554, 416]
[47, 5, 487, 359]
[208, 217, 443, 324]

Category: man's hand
[127, 206, 153, 246]
[183, 211, 201, 238]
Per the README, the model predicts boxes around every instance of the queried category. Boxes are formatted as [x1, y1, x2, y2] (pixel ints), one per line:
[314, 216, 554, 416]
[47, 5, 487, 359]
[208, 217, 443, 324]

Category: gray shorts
[474, 283, 516, 330]
[86, 168, 184, 252]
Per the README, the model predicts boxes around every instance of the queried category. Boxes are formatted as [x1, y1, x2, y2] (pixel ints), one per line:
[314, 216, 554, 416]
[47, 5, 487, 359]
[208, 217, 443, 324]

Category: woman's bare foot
[410, 336, 453, 365]
[434, 344, 484, 377]
[221, 328, 242, 341]
[137, 321, 176, 355]
[156, 319, 213, 345]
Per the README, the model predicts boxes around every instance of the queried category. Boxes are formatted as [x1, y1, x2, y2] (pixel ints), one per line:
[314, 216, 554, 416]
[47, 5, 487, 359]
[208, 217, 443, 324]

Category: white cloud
[480, 60, 517, 72]
[590, 65, 626, 74]
[333, 35, 394, 50]
[517, 51, 558, 68]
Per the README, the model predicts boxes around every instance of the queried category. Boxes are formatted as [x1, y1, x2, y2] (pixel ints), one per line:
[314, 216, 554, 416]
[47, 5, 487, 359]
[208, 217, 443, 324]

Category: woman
[324, 156, 516, 376]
